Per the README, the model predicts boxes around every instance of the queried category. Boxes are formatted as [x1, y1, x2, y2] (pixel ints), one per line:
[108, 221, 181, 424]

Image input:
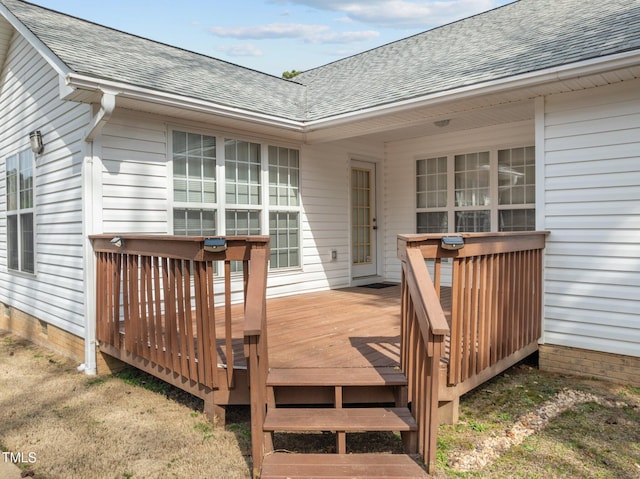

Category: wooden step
[263, 407, 417, 432]
[261, 453, 428, 479]
[267, 367, 407, 387]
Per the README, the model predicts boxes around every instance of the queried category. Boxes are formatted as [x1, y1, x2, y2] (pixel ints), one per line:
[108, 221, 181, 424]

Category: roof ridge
[3, 0, 292, 83]
[296, 0, 522, 80]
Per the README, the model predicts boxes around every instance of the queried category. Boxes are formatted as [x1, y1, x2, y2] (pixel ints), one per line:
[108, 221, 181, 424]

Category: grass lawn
[1, 332, 638, 478]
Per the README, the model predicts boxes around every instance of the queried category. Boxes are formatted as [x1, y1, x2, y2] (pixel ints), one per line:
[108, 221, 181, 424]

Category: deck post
[438, 399, 459, 425]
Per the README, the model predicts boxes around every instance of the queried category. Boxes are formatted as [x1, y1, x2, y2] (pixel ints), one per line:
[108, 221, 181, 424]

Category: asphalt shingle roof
[296, 0, 640, 119]
[0, 0, 307, 120]
[2, 0, 640, 122]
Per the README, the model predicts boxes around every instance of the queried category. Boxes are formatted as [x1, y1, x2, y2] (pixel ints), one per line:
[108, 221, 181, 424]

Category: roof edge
[0, 0, 71, 77]
[66, 73, 307, 132]
[304, 49, 640, 131]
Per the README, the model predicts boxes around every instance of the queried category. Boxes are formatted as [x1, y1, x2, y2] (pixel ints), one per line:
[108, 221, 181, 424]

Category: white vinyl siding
[542, 79, 640, 358]
[101, 114, 169, 234]
[0, 35, 90, 337]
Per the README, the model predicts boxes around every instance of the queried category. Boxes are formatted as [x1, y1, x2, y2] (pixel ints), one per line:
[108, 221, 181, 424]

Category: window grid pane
[269, 212, 300, 269]
[173, 208, 217, 236]
[5, 150, 35, 273]
[455, 152, 490, 207]
[499, 208, 536, 231]
[225, 210, 261, 235]
[225, 139, 261, 205]
[226, 210, 261, 272]
[416, 157, 447, 208]
[269, 146, 300, 207]
[172, 131, 216, 206]
[417, 212, 448, 234]
[455, 211, 491, 232]
[498, 146, 536, 205]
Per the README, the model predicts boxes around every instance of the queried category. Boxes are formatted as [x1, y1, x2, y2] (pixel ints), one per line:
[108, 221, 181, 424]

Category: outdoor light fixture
[29, 130, 44, 154]
[433, 119, 450, 128]
[204, 237, 227, 253]
[441, 236, 464, 251]
[110, 236, 123, 248]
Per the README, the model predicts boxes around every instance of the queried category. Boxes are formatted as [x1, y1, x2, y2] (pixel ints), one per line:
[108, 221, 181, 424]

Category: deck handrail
[90, 234, 270, 407]
[398, 231, 547, 471]
[398, 243, 449, 473]
[242, 244, 270, 478]
[400, 231, 547, 388]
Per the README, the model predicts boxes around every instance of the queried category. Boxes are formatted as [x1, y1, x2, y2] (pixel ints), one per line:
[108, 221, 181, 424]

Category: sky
[31, 0, 514, 77]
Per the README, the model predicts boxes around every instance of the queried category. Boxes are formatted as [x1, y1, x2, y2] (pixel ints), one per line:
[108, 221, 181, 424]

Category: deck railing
[398, 244, 449, 473]
[242, 244, 270, 477]
[90, 234, 270, 407]
[398, 231, 547, 471]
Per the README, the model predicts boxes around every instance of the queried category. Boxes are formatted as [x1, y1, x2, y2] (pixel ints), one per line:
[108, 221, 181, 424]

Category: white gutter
[84, 90, 117, 142]
[65, 49, 640, 137]
[303, 49, 640, 131]
[66, 73, 307, 133]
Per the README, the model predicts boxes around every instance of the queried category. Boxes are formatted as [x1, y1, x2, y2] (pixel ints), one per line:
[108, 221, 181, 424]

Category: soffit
[305, 65, 640, 144]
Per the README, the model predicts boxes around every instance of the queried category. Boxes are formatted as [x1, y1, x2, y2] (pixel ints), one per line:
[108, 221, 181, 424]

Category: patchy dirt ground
[0, 332, 252, 479]
[1, 331, 639, 479]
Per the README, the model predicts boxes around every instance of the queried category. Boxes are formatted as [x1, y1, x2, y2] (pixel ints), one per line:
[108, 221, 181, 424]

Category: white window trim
[5, 148, 36, 275]
[416, 145, 536, 233]
[168, 127, 302, 271]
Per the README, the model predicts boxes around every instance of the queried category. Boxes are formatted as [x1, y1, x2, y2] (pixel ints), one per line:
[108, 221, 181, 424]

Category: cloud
[209, 23, 378, 44]
[274, 0, 501, 28]
[216, 43, 263, 57]
[209, 23, 329, 40]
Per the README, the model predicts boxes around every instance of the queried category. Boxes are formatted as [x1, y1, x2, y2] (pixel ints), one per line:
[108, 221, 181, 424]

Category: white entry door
[351, 160, 377, 278]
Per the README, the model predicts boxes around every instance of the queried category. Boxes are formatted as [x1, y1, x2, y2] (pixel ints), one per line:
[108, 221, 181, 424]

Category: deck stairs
[259, 366, 428, 479]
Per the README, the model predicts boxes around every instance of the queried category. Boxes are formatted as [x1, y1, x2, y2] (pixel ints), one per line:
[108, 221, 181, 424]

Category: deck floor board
[220, 285, 451, 370]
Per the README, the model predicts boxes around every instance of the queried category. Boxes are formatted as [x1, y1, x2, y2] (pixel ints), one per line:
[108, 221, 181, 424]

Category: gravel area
[448, 388, 631, 472]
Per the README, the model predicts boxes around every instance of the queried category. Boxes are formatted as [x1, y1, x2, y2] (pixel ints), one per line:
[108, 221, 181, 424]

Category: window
[416, 157, 448, 233]
[268, 146, 300, 268]
[6, 149, 35, 273]
[454, 152, 491, 232]
[417, 146, 535, 233]
[172, 131, 217, 235]
[498, 146, 536, 231]
[171, 130, 301, 271]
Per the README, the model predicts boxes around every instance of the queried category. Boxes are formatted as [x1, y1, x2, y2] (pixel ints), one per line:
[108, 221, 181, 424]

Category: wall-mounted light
[433, 119, 450, 128]
[29, 130, 44, 154]
[110, 236, 123, 248]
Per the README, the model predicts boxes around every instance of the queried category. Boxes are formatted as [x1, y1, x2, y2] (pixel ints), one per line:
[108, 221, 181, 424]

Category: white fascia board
[305, 50, 640, 131]
[66, 73, 307, 133]
[0, 3, 72, 78]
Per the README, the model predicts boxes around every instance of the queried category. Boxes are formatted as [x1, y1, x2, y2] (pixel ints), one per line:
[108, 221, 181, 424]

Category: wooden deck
[91, 233, 545, 477]
[220, 284, 450, 371]
[218, 284, 402, 370]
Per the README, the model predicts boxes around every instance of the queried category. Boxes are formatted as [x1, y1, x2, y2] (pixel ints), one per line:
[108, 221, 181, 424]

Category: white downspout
[81, 91, 116, 375]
